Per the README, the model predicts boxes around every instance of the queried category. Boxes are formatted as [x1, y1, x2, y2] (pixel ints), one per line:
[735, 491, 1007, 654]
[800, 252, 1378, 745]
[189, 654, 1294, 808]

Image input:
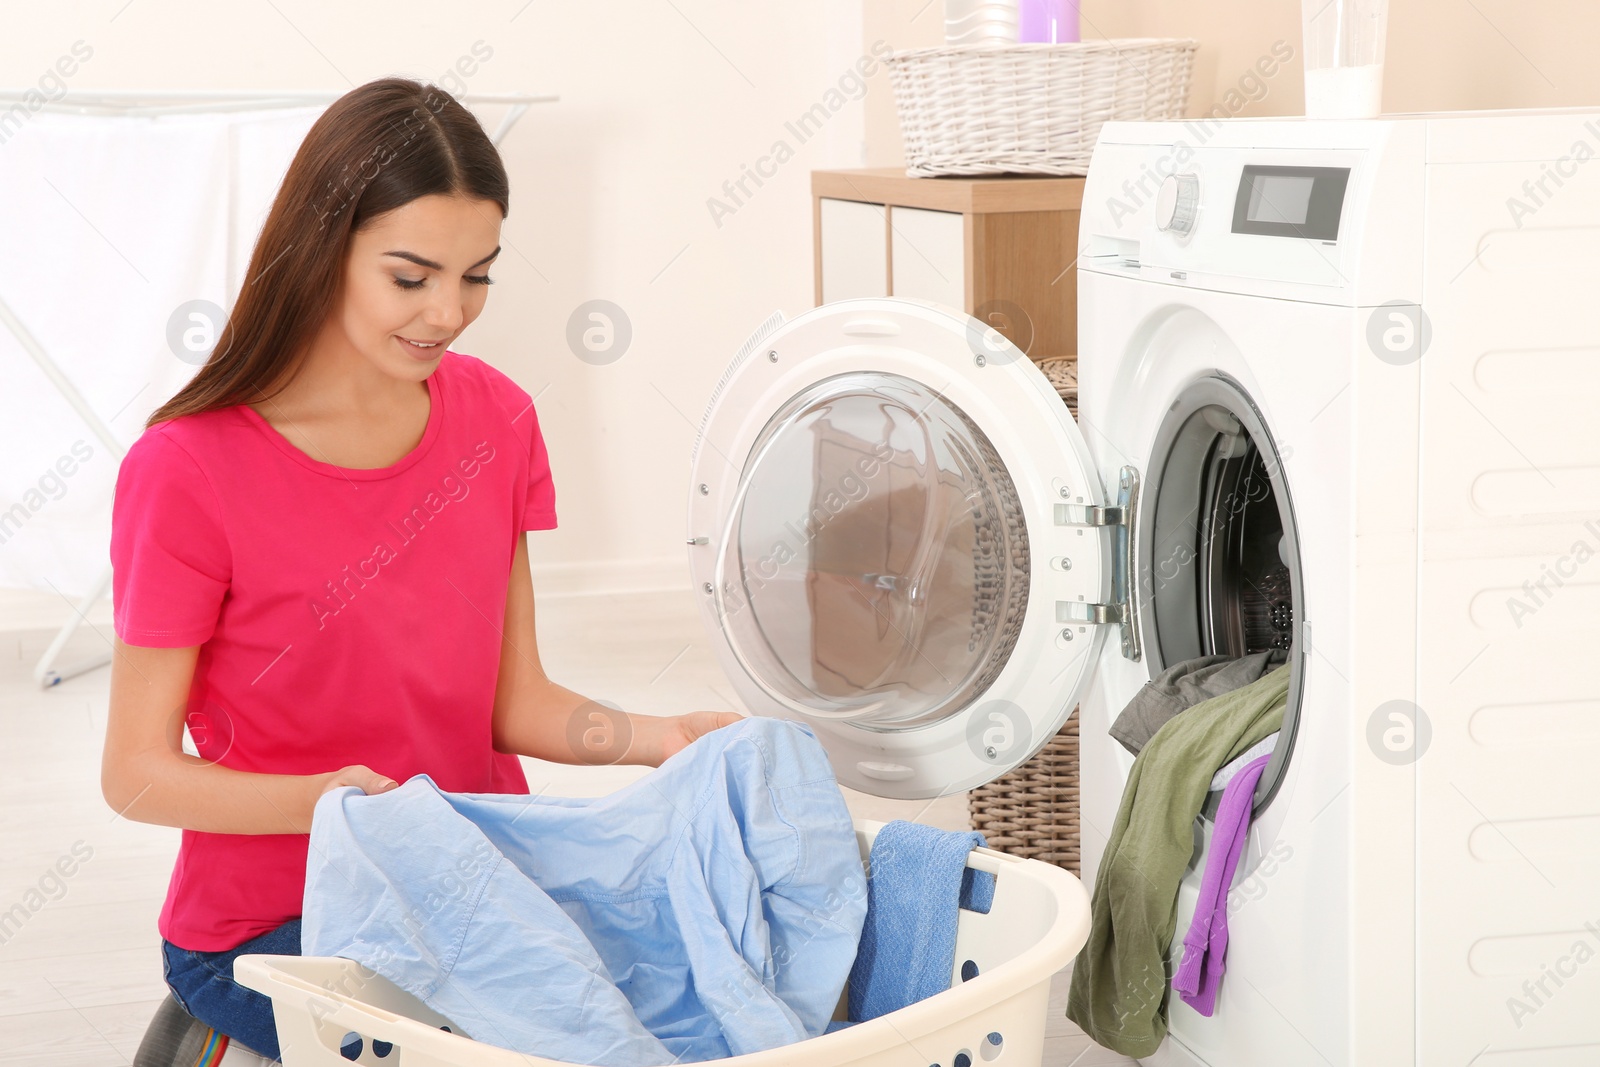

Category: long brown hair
[144, 77, 509, 429]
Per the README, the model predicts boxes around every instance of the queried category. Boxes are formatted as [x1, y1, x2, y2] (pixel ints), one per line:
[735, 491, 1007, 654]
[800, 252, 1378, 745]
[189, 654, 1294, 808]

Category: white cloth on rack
[0, 106, 322, 598]
[227, 107, 330, 294]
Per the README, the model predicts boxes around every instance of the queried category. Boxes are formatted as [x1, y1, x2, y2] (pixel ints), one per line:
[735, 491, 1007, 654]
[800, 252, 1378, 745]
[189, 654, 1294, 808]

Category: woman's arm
[101, 638, 397, 834]
[491, 535, 740, 767]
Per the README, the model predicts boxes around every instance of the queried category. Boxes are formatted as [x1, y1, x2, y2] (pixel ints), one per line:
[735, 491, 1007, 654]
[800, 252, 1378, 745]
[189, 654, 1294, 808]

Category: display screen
[1232, 165, 1350, 241]
[1247, 175, 1315, 225]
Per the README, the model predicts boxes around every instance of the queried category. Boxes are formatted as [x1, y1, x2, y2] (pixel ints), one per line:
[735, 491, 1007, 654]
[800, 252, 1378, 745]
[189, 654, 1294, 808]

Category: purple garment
[1170, 753, 1273, 1016]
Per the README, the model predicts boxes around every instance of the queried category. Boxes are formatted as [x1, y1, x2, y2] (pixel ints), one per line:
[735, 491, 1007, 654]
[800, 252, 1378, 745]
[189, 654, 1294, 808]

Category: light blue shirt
[302, 717, 867, 1065]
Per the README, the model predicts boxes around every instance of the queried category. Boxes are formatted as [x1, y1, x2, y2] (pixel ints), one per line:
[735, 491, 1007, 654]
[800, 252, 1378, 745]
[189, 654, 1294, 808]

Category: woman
[106, 77, 740, 1066]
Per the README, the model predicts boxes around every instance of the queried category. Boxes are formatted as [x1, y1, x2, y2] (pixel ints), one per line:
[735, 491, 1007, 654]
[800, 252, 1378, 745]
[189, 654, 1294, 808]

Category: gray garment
[1110, 649, 1288, 756]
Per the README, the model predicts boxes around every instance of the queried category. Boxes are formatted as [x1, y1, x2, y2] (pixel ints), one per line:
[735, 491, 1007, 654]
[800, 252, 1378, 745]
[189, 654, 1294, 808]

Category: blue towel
[302, 718, 867, 1065]
[844, 820, 996, 1024]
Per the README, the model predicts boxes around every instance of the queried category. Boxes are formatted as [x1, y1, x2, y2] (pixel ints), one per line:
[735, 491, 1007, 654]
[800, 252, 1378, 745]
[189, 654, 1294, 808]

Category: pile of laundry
[1066, 651, 1290, 1058]
[301, 717, 995, 1065]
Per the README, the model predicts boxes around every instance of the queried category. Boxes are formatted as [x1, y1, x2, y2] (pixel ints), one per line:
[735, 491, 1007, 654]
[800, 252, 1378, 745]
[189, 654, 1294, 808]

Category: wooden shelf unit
[811, 167, 1086, 363]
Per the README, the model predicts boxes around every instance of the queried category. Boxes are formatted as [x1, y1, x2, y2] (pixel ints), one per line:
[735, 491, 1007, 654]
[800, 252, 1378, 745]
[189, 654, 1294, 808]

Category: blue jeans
[162, 918, 301, 1061]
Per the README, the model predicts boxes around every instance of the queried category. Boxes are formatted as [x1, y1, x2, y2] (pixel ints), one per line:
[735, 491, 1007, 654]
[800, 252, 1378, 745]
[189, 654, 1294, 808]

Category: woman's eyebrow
[383, 246, 502, 271]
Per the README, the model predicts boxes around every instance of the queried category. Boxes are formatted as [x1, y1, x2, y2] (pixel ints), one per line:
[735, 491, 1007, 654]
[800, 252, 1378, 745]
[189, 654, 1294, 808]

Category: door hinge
[1054, 503, 1125, 527]
[1053, 465, 1142, 662]
[1057, 601, 1123, 626]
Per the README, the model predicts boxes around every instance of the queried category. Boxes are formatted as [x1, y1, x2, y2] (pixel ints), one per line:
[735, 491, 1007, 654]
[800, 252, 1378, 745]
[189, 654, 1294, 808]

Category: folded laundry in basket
[1109, 650, 1287, 756]
[301, 717, 867, 1066]
[1171, 752, 1274, 1016]
[1066, 666, 1288, 1059]
[845, 820, 996, 1024]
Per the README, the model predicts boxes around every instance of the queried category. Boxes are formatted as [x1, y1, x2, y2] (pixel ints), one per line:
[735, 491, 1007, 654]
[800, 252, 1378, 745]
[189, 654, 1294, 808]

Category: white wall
[1, 0, 868, 600]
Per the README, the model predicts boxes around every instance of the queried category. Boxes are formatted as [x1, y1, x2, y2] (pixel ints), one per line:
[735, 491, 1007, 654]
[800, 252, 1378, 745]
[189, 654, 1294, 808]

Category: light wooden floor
[0, 588, 1132, 1066]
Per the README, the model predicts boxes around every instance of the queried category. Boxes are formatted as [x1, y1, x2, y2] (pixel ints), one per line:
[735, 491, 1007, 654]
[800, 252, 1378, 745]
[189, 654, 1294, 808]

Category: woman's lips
[398, 336, 446, 356]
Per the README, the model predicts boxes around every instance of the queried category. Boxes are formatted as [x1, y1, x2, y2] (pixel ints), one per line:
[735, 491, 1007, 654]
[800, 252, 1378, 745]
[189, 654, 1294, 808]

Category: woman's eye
[393, 275, 493, 290]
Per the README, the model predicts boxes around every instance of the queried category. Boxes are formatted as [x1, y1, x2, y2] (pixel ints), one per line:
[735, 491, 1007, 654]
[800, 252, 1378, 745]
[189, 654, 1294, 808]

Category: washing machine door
[688, 298, 1124, 799]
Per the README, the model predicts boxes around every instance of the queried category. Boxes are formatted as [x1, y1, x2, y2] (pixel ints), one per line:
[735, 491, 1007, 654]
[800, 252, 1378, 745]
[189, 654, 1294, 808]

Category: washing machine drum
[688, 299, 1118, 799]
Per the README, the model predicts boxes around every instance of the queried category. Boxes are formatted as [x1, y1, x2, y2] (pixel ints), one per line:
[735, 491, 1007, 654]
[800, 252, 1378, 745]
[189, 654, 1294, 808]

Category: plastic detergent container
[1300, 0, 1388, 118]
[944, 0, 1019, 46]
[1017, 0, 1079, 43]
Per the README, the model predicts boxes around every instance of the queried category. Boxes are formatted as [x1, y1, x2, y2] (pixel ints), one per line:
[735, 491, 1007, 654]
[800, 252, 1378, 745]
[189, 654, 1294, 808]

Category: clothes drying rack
[0, 88, 557, 689]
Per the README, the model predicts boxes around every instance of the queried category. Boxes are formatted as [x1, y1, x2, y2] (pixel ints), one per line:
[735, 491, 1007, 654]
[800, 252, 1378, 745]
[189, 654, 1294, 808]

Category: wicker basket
[1039, 355, 1078, 416]
[970, 710, 1081, 874]
[886, 39, 1198, 177]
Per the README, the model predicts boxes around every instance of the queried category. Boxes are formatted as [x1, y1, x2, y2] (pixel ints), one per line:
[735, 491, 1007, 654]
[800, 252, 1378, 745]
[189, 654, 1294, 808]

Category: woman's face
[335, 192, 502, 379]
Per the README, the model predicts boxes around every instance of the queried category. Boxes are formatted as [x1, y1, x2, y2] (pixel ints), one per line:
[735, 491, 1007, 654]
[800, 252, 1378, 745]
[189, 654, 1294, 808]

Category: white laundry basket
[235, 819, 1092, 1067]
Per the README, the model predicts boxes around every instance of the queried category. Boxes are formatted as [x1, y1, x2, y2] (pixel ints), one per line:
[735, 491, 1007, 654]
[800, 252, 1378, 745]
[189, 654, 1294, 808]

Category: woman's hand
[318, 764, 399, 797]
[657, 711, 744, 764]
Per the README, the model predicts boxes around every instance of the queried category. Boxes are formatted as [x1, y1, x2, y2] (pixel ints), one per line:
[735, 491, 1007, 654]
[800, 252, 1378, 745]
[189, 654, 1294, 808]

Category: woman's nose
[423, 287, 465, 332]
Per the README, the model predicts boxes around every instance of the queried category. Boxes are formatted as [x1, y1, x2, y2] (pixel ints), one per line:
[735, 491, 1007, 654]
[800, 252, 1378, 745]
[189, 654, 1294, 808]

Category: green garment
[1065, 665, 1290, 1057]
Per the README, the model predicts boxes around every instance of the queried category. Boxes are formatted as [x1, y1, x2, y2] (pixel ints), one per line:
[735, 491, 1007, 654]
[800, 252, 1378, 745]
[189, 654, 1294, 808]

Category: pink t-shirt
[109, 350, 557, 951]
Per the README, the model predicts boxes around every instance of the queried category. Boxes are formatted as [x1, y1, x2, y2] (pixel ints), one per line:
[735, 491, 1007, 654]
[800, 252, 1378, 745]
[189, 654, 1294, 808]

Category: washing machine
[687, 107, 1600, 1067]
